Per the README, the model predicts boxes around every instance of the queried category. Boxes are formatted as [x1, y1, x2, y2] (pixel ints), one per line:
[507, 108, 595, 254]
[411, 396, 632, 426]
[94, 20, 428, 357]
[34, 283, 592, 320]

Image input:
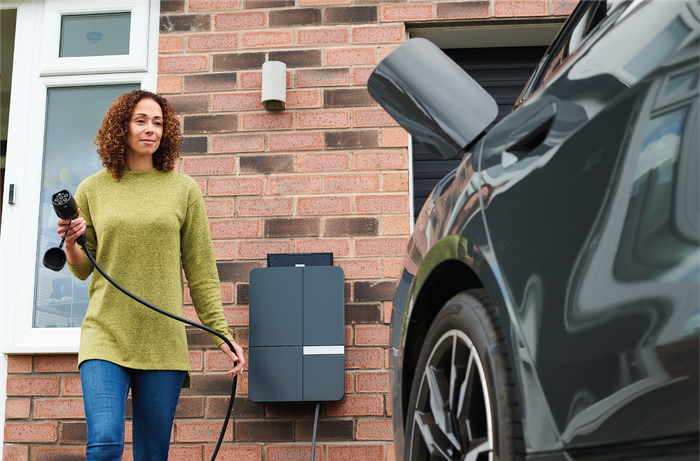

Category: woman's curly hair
[93, 89, 181, 180]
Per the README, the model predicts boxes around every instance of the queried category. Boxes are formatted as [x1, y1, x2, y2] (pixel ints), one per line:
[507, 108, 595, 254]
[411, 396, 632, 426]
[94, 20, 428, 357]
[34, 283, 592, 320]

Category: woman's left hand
[219, 340, 245, 378]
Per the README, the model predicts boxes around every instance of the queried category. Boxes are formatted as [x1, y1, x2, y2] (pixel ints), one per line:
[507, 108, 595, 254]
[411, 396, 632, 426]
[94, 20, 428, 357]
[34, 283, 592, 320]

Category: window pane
[34, 84, 139, 328]
[60, 13, 130, 58]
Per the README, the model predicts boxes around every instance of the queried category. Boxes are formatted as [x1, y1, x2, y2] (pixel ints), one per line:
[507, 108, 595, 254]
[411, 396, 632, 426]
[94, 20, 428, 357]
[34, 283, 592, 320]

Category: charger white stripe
[303, 346, 344, 355]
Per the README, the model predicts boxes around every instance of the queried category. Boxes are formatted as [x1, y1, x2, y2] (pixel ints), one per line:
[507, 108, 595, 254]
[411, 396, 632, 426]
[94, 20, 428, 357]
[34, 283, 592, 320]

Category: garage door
[412, 46, 548, 215]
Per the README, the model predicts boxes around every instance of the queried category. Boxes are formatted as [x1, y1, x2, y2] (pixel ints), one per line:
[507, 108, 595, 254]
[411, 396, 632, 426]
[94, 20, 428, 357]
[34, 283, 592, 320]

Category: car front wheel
[404, 289, 523, 461]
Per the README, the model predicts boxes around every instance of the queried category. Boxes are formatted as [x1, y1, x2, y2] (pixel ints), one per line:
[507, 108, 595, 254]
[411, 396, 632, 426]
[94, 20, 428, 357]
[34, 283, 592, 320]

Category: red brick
[158, 76, 182, 94]
[213, 92, 263, 111]
[356, 237, 408, 256]
[241, 112, 293, 131]
[297, 197, 351, 215]
[298, 153, 349, 172]
[356, 371, 390, 393]
[4, 422, 58, 442]
[2, 445, 28, 461]
[298, 110, 350, 129]
[437, 1, 490, 19]
[327, 444, 383, 461]
[237, 373, 249, 394]
[211, 134, 264, 153]
[383, 215, 409, 235]
[379, 44, 399, 61]
[354, 151, 407, 170]
[205, 350, 238, 371]
[212, 241, 236, 260]
[345, 348, 382, 369]
[34, 398, 85, 419]
[357, 420, 393, 440]
[286, 90, 322, 109]
[388, 443, 395, 460]
[190, 0, 240, 10]
[336, 259, 380, 279]
[241, 30, 293, 48]
[356, 195, 408, 213]
[354, 108, 399, 127]
[325, 174, 379, 192]
[298, 27, 349, 45]
[383, 258, 403, 278]
[183, 157, 236, 176]
[223, 307, 250, 326]
[296, 68, 349, 87]
[209, 177, 264, 195]
[269, 132, 323, 151]
[7, 377, 59, 396]
[270, 176, 322, 195]
[176, 422, 233, 442]
[190, 351, 204, 371]
[167, 446, 204, 461]
[222, 284, 235, 303]
[5, 399, 30, 419]
[158, 55, 208, 73]
[159, 35, 183, 52]
[495, 0, 548, 17]
[239, 197, 293, 216]
[7, 356, 32, 373]
[295, 239, 350, 256]
[355, 325, 390, 346]
[381, 128, 408, 147]
[188, 33, 238, 51]
[554, 0, 579, 15]
[352, 66, 374, 85]
[327, 395, 383, 416]
[352, 25, 404, 43]
[33, 447, 86, 460]
[215, 12, 267, 30]
[203, 445, 262, 461]
[383, 172, 408, 191]
[381, 4, 433, 21]
[238, 240, 292, 259]
[326, 47, 377, 66]
[266, 445, 314, 461]
[63, 376, 82, 396]
[210, 219, 262, 239]
[204, 198, 235, 217]
[345, 325, 353, 346]
[345, 372, 354, 393]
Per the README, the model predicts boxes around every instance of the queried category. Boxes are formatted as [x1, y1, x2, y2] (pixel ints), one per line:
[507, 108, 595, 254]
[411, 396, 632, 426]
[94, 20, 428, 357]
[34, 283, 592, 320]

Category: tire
[404, 289, 523, 461]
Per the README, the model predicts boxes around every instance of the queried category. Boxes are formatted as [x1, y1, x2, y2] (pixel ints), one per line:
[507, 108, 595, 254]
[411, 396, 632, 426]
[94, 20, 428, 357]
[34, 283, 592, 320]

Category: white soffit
[409, 21, 564, 49]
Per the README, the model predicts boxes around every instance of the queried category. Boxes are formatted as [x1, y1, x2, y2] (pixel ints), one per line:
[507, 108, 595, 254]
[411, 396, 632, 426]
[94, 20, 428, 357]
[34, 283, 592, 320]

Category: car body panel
[377, 0, 699, 459]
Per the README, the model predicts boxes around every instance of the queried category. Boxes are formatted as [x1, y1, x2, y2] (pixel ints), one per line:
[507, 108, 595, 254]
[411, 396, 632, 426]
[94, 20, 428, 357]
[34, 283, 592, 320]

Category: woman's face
[125, 98, 163, 162]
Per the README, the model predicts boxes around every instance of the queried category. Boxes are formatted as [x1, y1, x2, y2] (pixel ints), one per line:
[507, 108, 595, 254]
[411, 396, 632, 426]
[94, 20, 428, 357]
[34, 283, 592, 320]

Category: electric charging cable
[44, 190, 237, 461]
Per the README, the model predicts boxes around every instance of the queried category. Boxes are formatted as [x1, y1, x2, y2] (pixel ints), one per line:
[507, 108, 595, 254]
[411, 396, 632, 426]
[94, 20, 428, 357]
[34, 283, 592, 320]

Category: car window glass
[623, 17, 691, 79]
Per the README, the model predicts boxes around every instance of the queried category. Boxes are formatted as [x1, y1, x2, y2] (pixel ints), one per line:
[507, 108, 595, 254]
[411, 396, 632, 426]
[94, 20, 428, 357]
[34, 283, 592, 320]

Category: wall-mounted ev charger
[249, 253, 344, 460]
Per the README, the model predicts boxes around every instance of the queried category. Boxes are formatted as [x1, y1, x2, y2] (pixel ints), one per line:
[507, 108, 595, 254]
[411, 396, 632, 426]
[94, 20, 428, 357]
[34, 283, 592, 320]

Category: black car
[367, 1, 699, 460]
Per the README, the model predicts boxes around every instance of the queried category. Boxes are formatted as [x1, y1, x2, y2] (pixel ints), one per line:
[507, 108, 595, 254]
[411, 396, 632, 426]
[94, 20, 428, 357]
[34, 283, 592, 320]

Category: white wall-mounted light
[261, 61, 286, 111]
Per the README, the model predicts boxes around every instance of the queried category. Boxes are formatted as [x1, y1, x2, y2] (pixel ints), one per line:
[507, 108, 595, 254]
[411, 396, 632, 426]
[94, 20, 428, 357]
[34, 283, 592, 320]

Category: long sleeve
[181, 180, 233, 347]
[67, 184, 96, 280]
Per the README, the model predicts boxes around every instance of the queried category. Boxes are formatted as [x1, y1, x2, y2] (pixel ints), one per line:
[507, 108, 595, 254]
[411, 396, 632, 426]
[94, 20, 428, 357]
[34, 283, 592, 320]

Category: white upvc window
[1, 0, 160, 354]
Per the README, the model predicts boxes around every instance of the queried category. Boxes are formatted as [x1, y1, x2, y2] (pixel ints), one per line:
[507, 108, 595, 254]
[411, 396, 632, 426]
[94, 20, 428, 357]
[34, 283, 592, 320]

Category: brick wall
[4, 0, 576, 459]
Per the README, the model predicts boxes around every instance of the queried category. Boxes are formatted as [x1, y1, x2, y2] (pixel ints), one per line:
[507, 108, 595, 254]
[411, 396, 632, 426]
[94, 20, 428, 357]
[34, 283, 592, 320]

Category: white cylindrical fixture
[261, 61, 287, 110]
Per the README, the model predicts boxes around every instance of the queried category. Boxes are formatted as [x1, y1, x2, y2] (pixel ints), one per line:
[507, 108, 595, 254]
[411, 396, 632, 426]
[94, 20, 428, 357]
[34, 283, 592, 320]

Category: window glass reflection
[614, 106, 699, 282]
[34, 84, 139, 328]
[60, 13, 130, 58]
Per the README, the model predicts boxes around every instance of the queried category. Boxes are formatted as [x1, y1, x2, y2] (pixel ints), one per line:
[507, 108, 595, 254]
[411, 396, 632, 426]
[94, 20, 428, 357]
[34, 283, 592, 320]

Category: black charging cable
[44, 190, 237, 461]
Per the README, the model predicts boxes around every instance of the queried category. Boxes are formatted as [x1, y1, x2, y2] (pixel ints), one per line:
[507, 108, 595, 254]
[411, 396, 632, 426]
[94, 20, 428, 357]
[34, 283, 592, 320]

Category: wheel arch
[400, 258, 484, 423]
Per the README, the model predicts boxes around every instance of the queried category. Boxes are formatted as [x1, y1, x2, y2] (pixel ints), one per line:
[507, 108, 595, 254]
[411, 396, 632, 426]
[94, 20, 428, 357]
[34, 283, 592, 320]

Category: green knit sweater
[69, 168, 232, 387]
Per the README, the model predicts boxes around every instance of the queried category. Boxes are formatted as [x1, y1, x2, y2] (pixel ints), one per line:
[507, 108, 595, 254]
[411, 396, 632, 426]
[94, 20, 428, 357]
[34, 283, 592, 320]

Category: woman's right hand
[57, 208, 86, 246]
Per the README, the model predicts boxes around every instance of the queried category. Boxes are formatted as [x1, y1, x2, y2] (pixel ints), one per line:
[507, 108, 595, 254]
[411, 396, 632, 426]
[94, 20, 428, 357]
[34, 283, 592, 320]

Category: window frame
[1, 0, 160, 354]
[40, 0, 150, 77]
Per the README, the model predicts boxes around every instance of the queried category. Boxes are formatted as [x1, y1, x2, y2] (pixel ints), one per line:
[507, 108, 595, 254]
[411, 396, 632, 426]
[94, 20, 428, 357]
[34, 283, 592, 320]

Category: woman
[57, 89, 245, 460]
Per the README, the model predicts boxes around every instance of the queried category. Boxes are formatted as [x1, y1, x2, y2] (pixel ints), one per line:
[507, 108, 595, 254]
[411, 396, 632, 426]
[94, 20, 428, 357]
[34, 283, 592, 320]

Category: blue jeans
[80, 360, 186, 461]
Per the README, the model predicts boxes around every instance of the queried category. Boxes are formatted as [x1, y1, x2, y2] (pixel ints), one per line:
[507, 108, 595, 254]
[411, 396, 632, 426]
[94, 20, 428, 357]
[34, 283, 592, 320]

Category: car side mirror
[367, 38, 498, 160]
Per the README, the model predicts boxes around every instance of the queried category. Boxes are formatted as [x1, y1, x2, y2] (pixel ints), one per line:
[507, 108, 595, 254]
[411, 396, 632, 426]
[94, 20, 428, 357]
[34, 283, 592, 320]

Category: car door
[478, 0, 699, 451]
